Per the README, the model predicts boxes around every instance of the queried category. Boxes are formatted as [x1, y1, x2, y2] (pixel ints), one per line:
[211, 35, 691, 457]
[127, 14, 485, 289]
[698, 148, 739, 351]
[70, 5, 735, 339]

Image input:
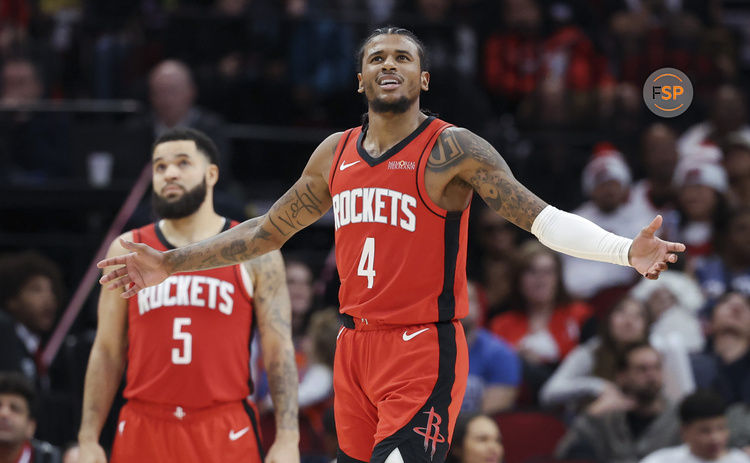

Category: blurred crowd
[1, 0, 750, 462]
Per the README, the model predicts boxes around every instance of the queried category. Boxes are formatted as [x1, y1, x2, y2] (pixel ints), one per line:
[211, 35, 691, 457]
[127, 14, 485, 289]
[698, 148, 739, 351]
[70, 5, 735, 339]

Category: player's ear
[357, 73, 364, 94]
[421, 71, 430, 92]
[206, 163, 219, 187]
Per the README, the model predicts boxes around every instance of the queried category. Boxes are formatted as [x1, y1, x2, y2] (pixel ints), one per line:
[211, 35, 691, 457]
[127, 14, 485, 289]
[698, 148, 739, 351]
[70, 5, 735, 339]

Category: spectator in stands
[446, 412, 504, 463]
[0, 251, 63, 384]
[694, 208, 750, 305]
[556, 343, 682, 463]
[668, 154, 730, 269]
[470, 205, 519, 316]
[462, 281, 520, 414]
[727, 402, 750, 456]
[723, 133, 750, 207]
[630, 272, 705, 353]
[490, 240, 592, 402]
[679, 85, 750, 156]
[0, 57, 71, 184]
[541, 297, 649, 409]
[630, 123, 679, 222]
[297, 308, 336, 410]
[640, 390, 750, 463]
[0, 372, 61, 463]
[286, 259, 317, 342]
[562, 144, 648, 300]
[128, 60, 230, 171]
[691, 293, 750, 406]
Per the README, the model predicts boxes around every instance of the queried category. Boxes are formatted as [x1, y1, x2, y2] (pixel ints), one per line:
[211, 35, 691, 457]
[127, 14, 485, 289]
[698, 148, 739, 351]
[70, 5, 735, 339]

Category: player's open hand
[629, 215, 686, 280]
[97, 239, 170, 298]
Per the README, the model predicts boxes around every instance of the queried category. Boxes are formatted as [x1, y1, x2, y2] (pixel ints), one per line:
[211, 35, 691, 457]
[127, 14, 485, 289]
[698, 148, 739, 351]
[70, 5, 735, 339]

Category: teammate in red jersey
[77, 128, 299, 463]
[97, 28, 686, 463]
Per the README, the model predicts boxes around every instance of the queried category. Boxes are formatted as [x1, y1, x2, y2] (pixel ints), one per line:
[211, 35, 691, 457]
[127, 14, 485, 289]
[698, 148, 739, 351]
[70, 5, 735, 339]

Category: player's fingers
[99, 266, 127, 284]
[642, 215, 663, 237]
[667, 241, 686, 252]
[655, 262, 668, 271]
[119, 238, 142, 251]
[97, 254, 132, 269]
[107, 275, 132, 291]
[121, 284, 140, 299]
[667, 253, 678, 263]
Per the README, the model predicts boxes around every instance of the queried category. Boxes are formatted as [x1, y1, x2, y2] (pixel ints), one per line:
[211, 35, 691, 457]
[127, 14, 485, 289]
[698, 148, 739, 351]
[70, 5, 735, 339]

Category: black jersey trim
[356, 116, 435, 167]
[154, 217, 231, 250]
[415, 127, 449, 219]
[328, 129, 354, 191]
[438, 211, 462, 322]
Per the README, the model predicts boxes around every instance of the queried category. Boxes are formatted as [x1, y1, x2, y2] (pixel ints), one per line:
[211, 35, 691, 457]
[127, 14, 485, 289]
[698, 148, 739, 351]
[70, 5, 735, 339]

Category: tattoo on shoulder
[427, 128, 503, 173]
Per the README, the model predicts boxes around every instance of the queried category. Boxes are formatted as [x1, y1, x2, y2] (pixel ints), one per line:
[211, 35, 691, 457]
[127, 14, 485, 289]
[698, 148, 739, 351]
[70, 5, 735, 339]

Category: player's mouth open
[378, 75, 401, 89]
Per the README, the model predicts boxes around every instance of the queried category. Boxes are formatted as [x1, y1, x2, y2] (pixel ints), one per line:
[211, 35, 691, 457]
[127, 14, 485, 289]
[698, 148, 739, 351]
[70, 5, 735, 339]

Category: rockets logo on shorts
[413, 407, 445, 460]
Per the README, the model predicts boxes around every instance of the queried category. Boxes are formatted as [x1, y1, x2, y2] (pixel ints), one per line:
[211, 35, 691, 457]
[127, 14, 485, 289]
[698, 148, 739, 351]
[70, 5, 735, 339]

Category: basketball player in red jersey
[96, 29, 686, 463]
[77, 129, 299, 463]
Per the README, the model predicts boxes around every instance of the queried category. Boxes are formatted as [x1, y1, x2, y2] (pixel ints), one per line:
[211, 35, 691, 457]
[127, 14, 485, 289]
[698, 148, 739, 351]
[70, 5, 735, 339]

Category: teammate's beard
[152, 178, 207, 219]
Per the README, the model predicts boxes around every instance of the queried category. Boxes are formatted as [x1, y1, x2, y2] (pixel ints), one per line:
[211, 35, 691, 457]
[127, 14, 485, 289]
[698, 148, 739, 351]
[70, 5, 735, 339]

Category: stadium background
[1, 0, 750, 462]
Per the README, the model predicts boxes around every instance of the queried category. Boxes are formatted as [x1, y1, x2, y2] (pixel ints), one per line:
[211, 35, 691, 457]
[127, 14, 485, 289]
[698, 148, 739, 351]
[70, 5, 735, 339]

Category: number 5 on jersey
[358, 237, 376, 289]
[172, 317, 192, 364]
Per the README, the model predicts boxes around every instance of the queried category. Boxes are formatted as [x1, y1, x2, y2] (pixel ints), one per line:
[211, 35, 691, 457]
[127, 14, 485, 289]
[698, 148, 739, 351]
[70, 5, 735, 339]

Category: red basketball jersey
[328, 117, 470, 326]
[124, 219, 255, 408]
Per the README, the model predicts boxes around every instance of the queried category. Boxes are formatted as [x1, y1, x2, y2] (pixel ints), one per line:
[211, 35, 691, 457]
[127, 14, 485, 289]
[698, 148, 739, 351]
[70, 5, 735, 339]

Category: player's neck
[364, 105, 428, 158]
[159, 200, 224, 247]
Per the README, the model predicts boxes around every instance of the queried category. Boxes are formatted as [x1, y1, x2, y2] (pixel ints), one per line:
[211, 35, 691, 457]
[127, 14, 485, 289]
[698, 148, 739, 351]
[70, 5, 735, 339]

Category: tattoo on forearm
[427, 128, 546, 231]
[220, 240, 249, 262]
[267, 353, 298, 431]
[268, 182, 324, 236]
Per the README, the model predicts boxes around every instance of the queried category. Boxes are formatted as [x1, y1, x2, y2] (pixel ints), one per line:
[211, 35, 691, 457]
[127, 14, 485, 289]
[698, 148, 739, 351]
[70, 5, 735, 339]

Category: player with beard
[77, 128, 299, 463]
[97, 28, 685, 463]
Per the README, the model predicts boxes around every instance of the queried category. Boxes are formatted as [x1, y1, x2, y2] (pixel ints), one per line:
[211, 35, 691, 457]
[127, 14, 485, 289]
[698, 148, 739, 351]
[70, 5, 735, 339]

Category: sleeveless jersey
[124, 219, 255, 408]
[328, 117, 470, 326]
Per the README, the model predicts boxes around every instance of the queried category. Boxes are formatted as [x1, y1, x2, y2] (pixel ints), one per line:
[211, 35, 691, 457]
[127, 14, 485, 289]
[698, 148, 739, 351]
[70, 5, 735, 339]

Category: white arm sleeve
[531, 205, 633, 267]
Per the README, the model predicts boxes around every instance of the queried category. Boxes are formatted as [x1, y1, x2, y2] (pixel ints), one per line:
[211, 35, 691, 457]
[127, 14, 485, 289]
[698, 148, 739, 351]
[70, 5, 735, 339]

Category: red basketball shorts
[334, 319, 468, 463]
[110, 399, 263, 463]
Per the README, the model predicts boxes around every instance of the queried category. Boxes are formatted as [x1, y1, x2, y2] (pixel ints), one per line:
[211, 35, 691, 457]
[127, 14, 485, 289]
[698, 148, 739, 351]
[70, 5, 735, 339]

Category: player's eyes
[179, 160, 190, 167]
[155, 164, 165, 172]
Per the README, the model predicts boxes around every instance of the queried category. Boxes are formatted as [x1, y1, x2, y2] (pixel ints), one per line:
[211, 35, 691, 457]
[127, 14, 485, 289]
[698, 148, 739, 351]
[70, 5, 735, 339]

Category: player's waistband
[124, 399, 250, 422]
[338, 312, 456, 331]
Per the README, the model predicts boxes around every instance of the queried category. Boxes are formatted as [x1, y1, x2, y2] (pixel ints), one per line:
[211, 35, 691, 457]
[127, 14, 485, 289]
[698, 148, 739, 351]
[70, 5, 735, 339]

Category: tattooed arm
[427, 126, 547, 231]
[99, 132, 342, 298]
[427, 127, 685, 278]
[247, 252, 299, 463]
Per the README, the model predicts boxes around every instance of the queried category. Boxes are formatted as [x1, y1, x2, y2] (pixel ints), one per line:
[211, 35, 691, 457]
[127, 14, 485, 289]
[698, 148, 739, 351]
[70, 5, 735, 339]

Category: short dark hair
[153, 128, 220, 167]
[356, 26, 428, 73]
[0, 372, 36, 418]
[615, 341, 655, 372]
[446, 412, 487, 463]
[679, 390, 727, 425]
[0, 251, 64, 308]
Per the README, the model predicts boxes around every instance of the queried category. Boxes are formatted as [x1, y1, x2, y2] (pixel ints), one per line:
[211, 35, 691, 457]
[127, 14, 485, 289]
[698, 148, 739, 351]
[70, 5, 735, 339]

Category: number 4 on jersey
[358, 237, 376, 289]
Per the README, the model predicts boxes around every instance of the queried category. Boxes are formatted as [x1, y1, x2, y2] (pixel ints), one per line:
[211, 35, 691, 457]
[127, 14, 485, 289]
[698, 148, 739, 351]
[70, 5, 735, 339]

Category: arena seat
[494, 410, 568, 463]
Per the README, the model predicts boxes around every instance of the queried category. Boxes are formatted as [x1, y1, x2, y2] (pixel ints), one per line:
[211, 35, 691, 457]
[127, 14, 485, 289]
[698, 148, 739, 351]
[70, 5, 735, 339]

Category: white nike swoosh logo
[229, 426, 250, 441]
[340, 160, 360, 171]
[402, 328, 430, 341]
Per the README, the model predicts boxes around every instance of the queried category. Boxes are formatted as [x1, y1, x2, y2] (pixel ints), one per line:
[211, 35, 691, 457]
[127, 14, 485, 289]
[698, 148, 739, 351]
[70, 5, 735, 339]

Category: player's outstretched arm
[247, 251, 300, 463]
[432, 127, 685, 279]
[78, 235, 131, 463]
[98, 133, 342, 298]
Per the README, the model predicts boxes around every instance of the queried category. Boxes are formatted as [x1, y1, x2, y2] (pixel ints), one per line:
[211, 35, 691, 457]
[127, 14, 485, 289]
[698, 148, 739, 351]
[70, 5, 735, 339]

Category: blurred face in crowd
[591, 179, 627, 213]
[0, 393, 34, 447]
[418, 0, 450, 22]
[6, 275, 57, 334]
[645, 287, 677, 320]
[620, 346, 663, 404]
[286, 262, 314, 318]
[151, 140, 216, 219]
[520, 252, 558, 307]
[149, 61, 196, 127]
[711, 293, 750, 340]
[463, 281, 482, 335]
[458, 416, 504, 463]
[711, 86, 747, 135]
[724, 146, 750, 205]
[358, 33, 429, 115]
[504, 0, 541, 34]
[682, 415, 730, 461]
[1, 61, 42, 103]
[726, 211, 750, 260]
[642, 124, 678, 182]
[679, 185, 718, 222]
[609, 298, 648, 345]
[478, 209, 516, 258]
